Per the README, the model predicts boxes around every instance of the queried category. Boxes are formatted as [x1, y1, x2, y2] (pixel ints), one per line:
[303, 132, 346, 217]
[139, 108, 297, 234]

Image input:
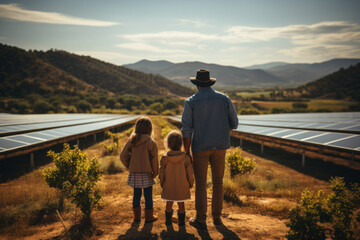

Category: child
[120, 116, 158, 223]
[159, 130, 194, 227]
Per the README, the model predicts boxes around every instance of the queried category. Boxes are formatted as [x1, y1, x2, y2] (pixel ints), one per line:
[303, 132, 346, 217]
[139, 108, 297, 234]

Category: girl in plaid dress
[120, 117, 158, 223]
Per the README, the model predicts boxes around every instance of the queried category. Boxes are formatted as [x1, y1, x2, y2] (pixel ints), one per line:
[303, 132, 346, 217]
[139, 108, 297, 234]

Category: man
[181, 69, 239, 230]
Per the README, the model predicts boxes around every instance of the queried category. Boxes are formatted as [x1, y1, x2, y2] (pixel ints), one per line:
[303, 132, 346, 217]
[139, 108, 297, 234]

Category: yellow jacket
[159, 151, 194, 201]
[120, 134, 158, 177]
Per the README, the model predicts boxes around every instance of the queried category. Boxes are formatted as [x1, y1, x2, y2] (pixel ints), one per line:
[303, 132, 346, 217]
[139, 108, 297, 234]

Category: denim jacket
[181, 87, 239, 152]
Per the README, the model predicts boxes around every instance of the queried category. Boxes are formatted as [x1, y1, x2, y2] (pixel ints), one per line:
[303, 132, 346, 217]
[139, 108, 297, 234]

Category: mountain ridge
[124, 58, 360, 88]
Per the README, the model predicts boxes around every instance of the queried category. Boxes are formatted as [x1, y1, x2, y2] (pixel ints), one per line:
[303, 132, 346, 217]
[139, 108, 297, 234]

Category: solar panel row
[0, 115, 139, 154]
[168, 113, 360, 152]
[0, 113, 116, 126]
[0, 115, 130, 136]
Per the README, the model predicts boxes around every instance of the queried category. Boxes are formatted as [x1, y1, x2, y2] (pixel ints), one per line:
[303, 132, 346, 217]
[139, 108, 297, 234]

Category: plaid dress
[127, 172, 155, 188]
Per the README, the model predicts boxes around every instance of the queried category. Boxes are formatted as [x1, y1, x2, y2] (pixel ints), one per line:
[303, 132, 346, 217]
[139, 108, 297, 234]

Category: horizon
[1, 0, 360, 67]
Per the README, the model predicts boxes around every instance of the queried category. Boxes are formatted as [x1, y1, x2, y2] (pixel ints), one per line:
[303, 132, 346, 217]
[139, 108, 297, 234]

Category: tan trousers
[192, 149, 226, 223]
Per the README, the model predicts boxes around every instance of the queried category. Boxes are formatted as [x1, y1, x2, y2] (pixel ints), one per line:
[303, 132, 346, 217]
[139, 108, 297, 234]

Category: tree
[150, 102, 163, 113]
[163, 100, 177, 110]
[33, 100, 55, 113]
[77, 100, 92, 113]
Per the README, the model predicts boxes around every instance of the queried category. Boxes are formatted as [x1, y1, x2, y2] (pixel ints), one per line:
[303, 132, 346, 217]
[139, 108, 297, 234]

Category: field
[0, 116, 358, 239]
[252, 99, 356, 111]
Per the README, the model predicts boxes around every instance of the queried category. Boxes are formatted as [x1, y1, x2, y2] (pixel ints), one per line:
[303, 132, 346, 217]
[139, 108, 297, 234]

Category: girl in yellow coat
[120, 116, 158, 223]
[159, 130, 194, 226]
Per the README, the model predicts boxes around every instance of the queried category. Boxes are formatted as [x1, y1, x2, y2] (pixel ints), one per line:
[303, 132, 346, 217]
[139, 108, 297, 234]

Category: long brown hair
[130, 116, 153, 145]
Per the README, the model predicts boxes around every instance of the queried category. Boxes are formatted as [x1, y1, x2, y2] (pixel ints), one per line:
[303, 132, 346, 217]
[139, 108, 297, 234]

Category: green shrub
[149, 102, 163, 113]
[33, 100, 55, 113]
[161, 110, 176, 116]
[239, 108, 260, 115]
[287, 189, 327, 240]
[287, 177, 360, 240]
[102, 130, 121, 155]
[292, 102, 308, 109]
[42, 144, 101, 219]
[77, 100, 92, 113]
[326, 177, 360, 239]
[271, 107, 290, 113]
[226, 148, 255, 177]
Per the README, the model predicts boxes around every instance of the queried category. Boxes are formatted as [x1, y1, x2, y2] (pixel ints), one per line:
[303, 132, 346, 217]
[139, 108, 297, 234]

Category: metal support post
[30, 153, 35, 170]
[302, 150, 305, 168]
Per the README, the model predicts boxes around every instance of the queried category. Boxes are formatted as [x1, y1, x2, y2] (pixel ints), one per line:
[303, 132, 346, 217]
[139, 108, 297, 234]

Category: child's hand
[186, 152, 193, 163]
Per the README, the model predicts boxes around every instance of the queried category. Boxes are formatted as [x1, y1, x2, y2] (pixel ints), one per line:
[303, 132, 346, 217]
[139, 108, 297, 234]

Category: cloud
[0, 4, 119, 26]
[178, 19, 209, 28]
[119, 31, 219, 42]
[116, 42, 190, 54]
[279, 44, 360, 60]
[223, 21, 360, 45]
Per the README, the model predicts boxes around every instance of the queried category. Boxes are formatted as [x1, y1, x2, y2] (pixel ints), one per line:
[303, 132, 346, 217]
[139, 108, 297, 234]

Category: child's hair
[131, 116, 153, 145]
[165, 130, 183, 151]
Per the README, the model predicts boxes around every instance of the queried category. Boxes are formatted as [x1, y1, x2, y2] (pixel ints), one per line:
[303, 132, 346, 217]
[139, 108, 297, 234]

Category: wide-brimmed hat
[190, 69, 216, 87]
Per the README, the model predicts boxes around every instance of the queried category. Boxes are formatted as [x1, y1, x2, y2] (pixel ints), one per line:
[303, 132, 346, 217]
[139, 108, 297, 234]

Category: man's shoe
[189, 217, 206, 230]
[213, 218, 223, 226]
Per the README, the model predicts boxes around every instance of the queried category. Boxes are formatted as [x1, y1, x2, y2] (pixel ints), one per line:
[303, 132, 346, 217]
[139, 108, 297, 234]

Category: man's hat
[190, 69, 216, 87]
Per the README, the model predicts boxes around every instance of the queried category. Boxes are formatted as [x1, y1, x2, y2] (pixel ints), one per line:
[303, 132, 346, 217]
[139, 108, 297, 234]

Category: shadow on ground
[117, 222, 158, 240]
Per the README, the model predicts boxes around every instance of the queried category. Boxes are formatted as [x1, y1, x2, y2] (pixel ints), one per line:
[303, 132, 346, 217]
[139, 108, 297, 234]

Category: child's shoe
[145, 209, 158, 223]
[178, 211, 185, 226]
[133, 207, 141, 223]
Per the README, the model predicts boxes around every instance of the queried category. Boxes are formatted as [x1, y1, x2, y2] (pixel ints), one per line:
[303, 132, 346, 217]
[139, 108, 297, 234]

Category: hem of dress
[161, 197, 191, 202]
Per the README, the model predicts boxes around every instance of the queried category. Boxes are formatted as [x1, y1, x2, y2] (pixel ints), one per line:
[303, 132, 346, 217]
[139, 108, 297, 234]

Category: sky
[0, 0, 360, 67]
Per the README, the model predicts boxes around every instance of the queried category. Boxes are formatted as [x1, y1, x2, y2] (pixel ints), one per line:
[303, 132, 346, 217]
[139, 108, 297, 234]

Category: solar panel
[327, 136, 360, 149]
[305, 133, 350, 144]
[7, 135, 44, 144]
[286, 131, 324, 141]
[0, 139, 28, 149]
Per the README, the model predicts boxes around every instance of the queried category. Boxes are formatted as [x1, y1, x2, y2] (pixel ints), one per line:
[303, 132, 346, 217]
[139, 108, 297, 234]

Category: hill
[291, 63, 360, 100]
[124, 60, 286, 88]
[244, 61, 288, 70]
[36, 52, 192, 96]
[0, 44, 193, 99]
[0, 44, 103, 98]
[267, 58, 360, 85]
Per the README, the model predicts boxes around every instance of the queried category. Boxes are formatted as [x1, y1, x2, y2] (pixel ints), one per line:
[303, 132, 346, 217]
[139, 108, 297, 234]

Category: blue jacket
[181, 87, 239, 152]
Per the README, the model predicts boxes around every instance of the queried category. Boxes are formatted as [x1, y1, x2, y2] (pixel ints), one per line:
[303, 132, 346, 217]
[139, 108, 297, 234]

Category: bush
[287, 189, 327, 240]
[161, 110, 176, 116]
[149, 102, 163, 113]
[226, 148, 255, 178]
[239, 108, 260, 115]
[42, 144, 102, 219]
[293, 102, 308, 109]
[33, 100, 55, 113]
[271, 107, 290, 113]
[77, 100, 92, 113]
[287, 177, 360, 240]
[102, 130, 120, 155]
